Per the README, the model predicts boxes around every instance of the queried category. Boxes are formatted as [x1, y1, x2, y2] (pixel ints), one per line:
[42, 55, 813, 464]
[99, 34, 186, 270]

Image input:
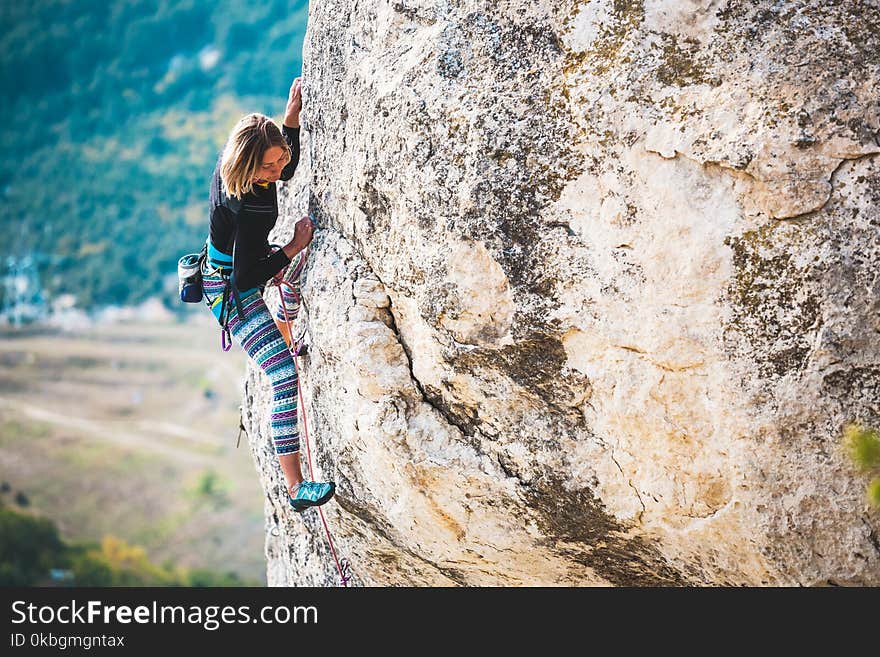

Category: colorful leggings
[201, 248, 307, 455]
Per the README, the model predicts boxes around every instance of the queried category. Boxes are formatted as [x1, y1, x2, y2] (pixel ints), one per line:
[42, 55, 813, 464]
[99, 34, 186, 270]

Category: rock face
[243, 0, 880, 585]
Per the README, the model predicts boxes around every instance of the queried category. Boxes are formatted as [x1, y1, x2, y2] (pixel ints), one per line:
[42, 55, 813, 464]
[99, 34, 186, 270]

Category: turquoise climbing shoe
[289, 480, 336, 512]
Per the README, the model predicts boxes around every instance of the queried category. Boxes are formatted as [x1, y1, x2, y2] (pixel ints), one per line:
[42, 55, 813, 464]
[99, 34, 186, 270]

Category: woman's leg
[227, 291, 303, 470]
[203, 270, 304, 491]
[203, 264, 333, 510]
[271, 249, 307, 350]
[229, 288, 334, 510]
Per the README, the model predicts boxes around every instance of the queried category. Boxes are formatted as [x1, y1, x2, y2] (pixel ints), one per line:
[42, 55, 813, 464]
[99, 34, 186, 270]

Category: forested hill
[0, 0, 309, 317]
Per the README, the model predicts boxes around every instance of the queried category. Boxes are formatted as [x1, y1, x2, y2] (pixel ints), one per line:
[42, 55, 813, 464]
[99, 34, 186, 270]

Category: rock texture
[242, 0, 880, 585]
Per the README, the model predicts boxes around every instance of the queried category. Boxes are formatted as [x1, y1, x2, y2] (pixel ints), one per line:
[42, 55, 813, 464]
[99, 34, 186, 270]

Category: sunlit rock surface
[241, 0, 880, 586]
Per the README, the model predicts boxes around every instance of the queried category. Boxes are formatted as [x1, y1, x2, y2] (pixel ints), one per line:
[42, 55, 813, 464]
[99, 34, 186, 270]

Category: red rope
[273, 270, 351, 587]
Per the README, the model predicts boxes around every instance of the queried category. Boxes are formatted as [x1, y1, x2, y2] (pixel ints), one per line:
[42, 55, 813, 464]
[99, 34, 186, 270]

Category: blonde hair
[219, 113, 290, 199]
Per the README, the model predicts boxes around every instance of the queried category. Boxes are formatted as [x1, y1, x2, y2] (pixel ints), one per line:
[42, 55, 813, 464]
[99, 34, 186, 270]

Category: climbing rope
[271, 270, 352, 587]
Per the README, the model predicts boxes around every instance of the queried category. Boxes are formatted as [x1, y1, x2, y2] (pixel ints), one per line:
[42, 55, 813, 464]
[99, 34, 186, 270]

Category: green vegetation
[0, 499, 256, 586]
[842, 423, 880, 509]
[190, 468, 231, 508]
[0, 1, 309, 315]
[0, 499, 65, 585]
[869, 479, 880, 509]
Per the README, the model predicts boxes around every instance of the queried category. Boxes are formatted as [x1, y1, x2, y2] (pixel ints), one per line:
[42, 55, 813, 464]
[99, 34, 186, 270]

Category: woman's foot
[288, 480, 336, 512]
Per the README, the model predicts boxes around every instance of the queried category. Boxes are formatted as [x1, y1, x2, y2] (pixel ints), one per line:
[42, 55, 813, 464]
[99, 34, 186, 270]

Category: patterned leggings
[201, 249, 307, 455]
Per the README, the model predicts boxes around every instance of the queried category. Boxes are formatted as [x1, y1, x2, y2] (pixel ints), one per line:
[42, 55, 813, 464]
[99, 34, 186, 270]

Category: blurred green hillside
[0, 0, 309, 314]
[0, 499, 257, 586]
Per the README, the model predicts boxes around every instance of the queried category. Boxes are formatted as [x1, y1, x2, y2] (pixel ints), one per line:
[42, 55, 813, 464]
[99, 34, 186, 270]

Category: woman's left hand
[283, 77, 303, 128]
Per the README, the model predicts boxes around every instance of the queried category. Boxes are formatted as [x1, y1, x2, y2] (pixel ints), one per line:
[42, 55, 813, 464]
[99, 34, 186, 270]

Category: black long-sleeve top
[208, 124, 300, 292]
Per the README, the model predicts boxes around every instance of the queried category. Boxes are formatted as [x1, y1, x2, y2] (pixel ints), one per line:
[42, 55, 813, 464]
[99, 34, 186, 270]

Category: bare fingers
[289, 77, 302, 99]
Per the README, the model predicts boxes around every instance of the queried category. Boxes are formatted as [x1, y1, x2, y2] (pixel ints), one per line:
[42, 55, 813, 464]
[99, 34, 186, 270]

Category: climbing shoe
[289, 480, 336, 512]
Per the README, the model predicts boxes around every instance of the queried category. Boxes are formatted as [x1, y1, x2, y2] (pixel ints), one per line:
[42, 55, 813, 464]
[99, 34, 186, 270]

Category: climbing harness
[271, 267, 352, 587]
[204, 238, 245, 353]
[222, 237, 245, 352]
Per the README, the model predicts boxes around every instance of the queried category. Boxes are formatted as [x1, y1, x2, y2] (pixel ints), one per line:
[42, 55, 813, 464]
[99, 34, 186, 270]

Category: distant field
[0, 313, 269, 584]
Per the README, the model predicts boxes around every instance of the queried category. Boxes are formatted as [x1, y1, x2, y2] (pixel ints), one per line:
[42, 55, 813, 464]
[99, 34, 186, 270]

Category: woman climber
[200, 75, 335, 513]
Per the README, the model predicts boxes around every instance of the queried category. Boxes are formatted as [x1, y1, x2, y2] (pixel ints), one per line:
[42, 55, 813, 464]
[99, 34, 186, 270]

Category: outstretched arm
[283, 77, 302, 129]
[280, 76, 302, 181]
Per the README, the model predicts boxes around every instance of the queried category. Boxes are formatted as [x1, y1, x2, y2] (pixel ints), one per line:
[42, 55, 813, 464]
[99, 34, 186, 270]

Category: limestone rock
[243, 0, 880, 586]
